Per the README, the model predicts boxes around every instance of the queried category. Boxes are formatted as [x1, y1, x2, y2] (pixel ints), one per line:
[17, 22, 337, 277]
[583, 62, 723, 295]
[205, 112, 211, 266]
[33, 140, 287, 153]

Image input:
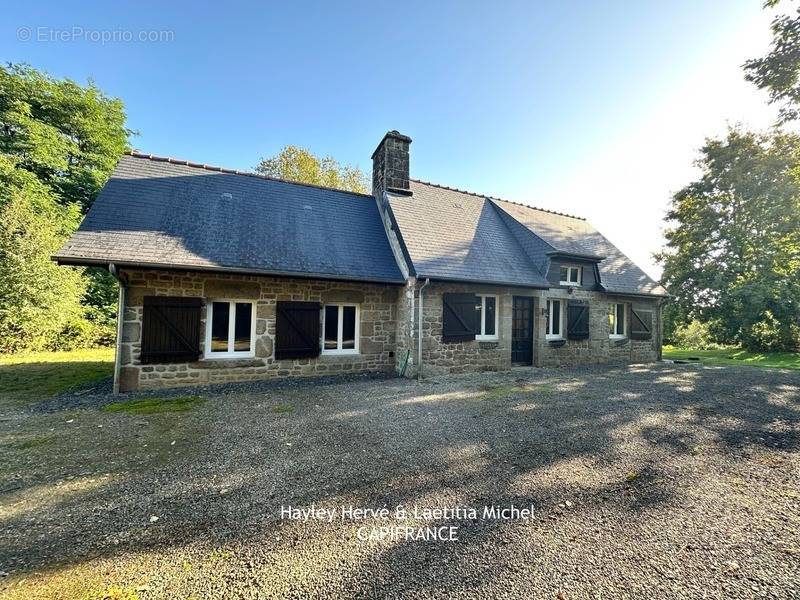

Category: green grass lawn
[663, 345, 800, 370]
[102, 395, 203, 415]
[0, 347, 115, 405]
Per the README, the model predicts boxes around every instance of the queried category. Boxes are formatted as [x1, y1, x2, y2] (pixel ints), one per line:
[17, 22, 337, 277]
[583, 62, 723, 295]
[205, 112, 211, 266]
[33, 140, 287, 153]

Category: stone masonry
[117, 269, 398, 392]
[399, 281, 661, 377]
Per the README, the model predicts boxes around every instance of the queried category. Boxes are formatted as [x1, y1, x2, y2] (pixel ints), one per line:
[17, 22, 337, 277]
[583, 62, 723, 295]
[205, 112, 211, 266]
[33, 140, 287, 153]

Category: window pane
[560, 267, 568, 282]
[570, 268, 580, 283]
[616, 304, 625, 335]
[341, 306, 356, 349]
[552, 300, 561, 335]
[211, 302, 229, 352]
[484, 297, 496, 336]
[324, 306, 339, 350]
[234, 303, 252, 351]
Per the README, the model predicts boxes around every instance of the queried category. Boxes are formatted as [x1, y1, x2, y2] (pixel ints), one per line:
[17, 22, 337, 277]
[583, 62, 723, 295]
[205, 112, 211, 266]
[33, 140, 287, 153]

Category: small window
[609, 303, 626, 338]
[205, 300, 256, 358]
[322, 304, 359, 354]
[476, 295, 498, 340]
[559, 266, 582, 286]
[546, 299, 563, 339]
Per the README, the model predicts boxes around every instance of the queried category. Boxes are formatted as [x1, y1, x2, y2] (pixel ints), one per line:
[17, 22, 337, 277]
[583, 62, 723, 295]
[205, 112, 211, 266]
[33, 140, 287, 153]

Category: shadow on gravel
[0, 363, 798, 594]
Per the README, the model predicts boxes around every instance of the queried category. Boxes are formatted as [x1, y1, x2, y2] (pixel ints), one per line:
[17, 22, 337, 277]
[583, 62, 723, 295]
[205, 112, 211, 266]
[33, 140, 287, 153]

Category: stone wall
[404, 281, 661, 376]
[117, 269, 399, 392]
[412, 281, 536, 377]
[534, 289, 661, 367]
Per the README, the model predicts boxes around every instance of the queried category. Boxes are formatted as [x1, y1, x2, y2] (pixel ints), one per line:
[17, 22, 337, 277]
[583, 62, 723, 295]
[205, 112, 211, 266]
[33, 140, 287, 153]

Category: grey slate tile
[55, 154, 405, 284]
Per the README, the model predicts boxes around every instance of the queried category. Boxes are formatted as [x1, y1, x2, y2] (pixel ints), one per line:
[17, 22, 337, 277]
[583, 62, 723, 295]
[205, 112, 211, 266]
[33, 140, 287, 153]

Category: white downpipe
[417, 278, 430, 380]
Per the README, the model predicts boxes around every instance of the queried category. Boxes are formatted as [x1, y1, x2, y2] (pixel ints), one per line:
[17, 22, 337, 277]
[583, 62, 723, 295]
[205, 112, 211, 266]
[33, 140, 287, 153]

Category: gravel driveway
[1, 363, 798, 599]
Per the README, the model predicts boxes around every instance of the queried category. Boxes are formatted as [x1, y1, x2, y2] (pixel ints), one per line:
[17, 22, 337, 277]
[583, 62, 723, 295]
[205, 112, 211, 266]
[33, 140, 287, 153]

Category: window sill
[475, 336, 498, 342]
[559, 282, 580, 287]
[545, 335, 564, 341]
[321, 350, 360, 357]
[609, 335, 627, 340]
[203, 352, 255, 360]
[548, 338, 567, 348]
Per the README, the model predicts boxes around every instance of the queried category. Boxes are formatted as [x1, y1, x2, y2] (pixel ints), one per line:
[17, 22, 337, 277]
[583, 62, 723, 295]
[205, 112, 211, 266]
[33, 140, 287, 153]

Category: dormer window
[559, 266, 581, 286]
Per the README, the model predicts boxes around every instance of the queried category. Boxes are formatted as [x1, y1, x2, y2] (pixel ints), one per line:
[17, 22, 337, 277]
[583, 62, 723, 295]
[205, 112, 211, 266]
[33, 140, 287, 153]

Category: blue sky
[3, 1, 779, 278]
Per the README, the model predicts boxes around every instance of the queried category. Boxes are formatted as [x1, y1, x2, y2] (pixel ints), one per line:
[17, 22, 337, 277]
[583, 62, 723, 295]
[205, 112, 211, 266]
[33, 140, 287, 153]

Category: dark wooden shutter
[567, 301, 590, 340]
[275, 301, 322, 359]
[630, 308, 653, 340]
[442, 293, 479, 342]
[141, 296, 203, 364]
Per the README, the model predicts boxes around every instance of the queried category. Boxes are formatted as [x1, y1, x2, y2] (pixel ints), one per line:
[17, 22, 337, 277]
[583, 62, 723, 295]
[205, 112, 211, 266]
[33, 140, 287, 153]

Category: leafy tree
[0, 156, 88, 352]
[255, 145, 368, 193]
[657, 128, 800, 351]
[0, 63, 130, 210]
[0, 64, 131, 351]
[743, 1, 800, 123]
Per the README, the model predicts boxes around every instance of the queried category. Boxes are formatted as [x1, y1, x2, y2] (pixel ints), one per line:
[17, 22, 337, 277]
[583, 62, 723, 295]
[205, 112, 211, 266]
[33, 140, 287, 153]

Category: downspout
[417, 278, 430, 380]
[108, 263, 126, 395]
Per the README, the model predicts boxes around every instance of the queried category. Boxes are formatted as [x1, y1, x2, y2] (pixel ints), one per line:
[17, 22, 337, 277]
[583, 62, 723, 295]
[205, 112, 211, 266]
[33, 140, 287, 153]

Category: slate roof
[491, 198, 667, 296]
[54, 153, 405, 284]
[386, 181, 551, 288]
[389, 180, 666, 296]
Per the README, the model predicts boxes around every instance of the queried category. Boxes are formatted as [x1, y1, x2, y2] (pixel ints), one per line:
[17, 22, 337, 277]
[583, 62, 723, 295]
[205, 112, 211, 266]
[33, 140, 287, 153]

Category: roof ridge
[125, 151, 375, 199]
[409, 178, 586, 221]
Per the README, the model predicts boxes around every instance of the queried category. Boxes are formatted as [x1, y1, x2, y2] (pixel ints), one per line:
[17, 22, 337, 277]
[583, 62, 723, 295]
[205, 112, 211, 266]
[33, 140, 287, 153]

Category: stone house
[55, 131, 667, 392]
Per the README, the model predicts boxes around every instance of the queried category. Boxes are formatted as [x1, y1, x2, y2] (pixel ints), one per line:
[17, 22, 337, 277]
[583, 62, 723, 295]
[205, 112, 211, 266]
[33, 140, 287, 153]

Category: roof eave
[418, 273, 549, 289]
[53, 256, 406, 285]
[546, 250, 605, 262]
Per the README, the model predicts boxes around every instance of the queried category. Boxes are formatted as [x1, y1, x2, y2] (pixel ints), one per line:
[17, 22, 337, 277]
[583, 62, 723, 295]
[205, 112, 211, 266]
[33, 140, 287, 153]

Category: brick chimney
[371, 130, 412, 196]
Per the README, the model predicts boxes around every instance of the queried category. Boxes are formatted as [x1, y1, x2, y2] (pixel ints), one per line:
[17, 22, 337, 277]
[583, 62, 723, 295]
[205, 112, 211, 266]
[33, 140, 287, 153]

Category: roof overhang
[53, 256, 407, 286]
[418, 273, 549, 289]
[546, 250, 605, 262]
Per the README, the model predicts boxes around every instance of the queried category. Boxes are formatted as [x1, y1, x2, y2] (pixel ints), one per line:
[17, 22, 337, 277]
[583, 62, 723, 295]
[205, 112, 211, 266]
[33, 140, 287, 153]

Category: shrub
[740, 311, 800, 352]
[670, 320, 722, 350]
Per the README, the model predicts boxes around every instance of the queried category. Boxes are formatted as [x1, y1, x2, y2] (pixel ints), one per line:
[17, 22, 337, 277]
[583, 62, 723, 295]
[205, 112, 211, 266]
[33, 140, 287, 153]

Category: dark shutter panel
[567, 301, 590, 340]
[442, 293, 479, 342]
[275, 301, 322, 359]
[141, 296, 203, 364]
[630, 308, 653, 340]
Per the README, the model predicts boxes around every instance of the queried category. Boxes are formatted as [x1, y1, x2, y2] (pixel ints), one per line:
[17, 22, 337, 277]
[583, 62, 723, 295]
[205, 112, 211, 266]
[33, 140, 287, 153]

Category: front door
[511, 296, 534, 365]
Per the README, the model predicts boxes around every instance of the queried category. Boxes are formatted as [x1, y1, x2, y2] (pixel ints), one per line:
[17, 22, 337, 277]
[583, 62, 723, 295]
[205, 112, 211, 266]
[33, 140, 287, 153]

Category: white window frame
[609, 302, 626, 339]
[204, 299, 257, 359]
[559, 265, 582, 287]
[476, 295, 499, 341]
[546, 299, 564, 340]
[321, 303, 360, 355]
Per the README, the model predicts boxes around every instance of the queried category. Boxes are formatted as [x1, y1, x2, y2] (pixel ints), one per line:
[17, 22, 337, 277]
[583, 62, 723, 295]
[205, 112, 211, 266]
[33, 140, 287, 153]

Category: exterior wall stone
[410, 281, 537, 377]
[401, 281, 661, 377]
[117, 269, 399, 392]
[115, 268, 662, 392]
[534, 289, 660, 367]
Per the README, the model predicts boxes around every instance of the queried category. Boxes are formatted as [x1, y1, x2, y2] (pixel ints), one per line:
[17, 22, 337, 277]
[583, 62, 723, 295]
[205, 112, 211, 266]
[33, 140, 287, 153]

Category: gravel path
[1, 363, 798, 599]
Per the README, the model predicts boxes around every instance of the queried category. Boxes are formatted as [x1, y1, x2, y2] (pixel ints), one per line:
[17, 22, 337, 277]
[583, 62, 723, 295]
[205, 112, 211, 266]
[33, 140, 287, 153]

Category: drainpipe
[108, 263, 126, 395]
[417, 278, 430, 380]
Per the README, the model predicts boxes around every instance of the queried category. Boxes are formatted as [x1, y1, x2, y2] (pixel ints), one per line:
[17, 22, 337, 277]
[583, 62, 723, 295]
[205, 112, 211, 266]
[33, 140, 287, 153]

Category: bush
[740, 311, 800, 352]
[670, 320, 722, 350]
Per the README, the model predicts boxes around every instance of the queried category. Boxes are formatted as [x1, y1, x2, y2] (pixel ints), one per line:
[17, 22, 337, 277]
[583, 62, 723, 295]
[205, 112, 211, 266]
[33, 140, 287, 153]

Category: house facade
[55, 131, 666, 392]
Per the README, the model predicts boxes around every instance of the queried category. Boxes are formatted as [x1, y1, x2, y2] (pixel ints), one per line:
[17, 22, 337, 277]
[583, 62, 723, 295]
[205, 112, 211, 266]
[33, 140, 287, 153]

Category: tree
[657, 128, 800, 351]
[0, 63, 131, 210]
[0, 156, 87, 352]
[255, 145, 368, 193]
[0, 64, 131, 351]
[743, 1, 800, 123]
